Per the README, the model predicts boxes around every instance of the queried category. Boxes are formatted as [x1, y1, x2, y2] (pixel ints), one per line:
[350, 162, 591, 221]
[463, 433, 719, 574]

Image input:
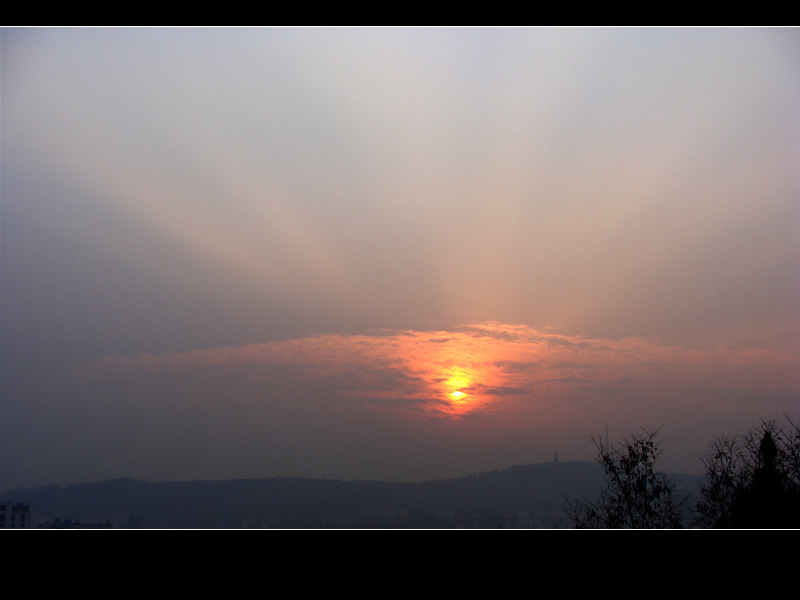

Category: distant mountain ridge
[1, 462, 702, 528]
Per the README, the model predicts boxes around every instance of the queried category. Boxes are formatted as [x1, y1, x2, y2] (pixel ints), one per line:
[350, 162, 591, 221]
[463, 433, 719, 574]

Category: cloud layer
[55, 323, 798, 484]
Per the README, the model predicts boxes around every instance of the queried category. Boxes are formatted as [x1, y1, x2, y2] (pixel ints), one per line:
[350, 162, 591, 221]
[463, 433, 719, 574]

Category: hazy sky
[2, 27, 799, 491]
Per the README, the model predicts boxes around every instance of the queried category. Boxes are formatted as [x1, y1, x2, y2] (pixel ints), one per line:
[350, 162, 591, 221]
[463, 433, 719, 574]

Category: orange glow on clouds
[75, 321, 800, 424]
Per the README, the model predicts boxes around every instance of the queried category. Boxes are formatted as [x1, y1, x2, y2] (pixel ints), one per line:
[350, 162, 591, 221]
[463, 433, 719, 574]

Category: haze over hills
[0, 461, 703, 528]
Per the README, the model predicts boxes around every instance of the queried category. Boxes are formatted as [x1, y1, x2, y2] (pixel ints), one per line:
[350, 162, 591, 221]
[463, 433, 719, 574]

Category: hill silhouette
[1, 461, 703, 528]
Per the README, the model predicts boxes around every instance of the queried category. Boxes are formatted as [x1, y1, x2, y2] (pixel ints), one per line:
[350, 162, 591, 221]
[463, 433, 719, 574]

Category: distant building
[0, 502, 31, 529]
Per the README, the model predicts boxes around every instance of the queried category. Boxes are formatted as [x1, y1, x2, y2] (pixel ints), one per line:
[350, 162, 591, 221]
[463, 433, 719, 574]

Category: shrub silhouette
[694, 417, 800, 528]
[567, 427, 686, 528]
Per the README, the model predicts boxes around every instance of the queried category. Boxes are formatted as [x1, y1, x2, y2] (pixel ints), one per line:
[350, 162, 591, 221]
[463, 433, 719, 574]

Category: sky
[2, 27, 799, 491]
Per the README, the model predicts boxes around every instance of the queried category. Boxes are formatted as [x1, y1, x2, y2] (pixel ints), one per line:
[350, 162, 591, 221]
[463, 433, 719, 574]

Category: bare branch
[567, 426, 685, 528]
[694, 415, 800, 528]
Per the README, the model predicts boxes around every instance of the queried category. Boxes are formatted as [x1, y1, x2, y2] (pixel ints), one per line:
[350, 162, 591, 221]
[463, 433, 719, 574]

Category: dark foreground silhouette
[695, 421, 800, 528]
[4, 461, 695, 528]
[568, 418, 800, 529]
[6, 420, 795, 529]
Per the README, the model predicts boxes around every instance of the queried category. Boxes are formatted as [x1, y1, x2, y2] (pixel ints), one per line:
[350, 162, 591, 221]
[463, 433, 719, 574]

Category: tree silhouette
[694, 417, 800, 528]
[567, 427, 686, 528]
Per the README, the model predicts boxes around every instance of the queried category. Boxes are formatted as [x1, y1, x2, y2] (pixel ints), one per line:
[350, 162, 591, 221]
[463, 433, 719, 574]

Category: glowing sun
[442, 370, 474, 412]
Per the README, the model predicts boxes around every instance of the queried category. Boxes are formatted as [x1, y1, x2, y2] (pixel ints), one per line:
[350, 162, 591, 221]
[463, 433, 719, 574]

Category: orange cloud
[74, 322, 800, 424]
